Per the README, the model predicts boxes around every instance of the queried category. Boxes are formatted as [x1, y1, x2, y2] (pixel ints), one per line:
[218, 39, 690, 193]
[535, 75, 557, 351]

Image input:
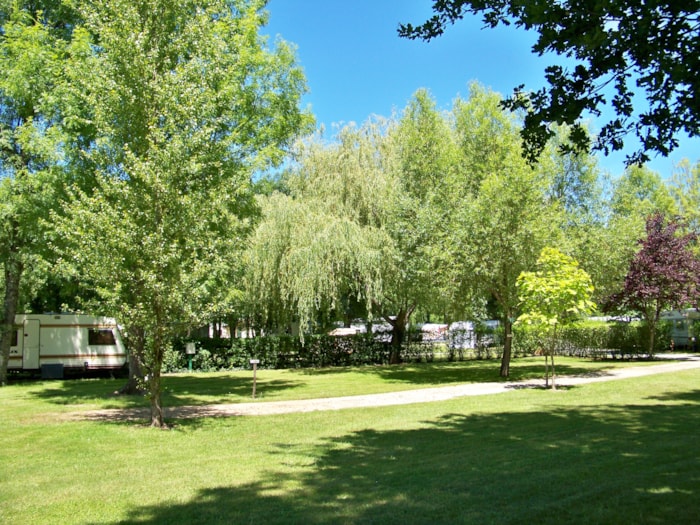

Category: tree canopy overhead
[399, 1, 700, 165]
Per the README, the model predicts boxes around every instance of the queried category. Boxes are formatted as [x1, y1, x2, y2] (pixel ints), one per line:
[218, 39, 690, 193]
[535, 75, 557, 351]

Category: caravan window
[11, 330, 18, 347]
[88, 329, 116, 346]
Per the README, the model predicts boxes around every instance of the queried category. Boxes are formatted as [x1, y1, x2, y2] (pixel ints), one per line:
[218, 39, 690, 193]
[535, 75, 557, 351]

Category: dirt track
[78, 355, 700, 422]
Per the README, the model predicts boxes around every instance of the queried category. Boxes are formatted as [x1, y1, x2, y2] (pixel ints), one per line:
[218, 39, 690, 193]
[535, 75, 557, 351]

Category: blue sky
[264, 0, 698, 178]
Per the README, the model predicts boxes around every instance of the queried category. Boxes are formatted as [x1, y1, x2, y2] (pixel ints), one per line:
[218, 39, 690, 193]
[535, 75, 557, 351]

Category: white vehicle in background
[8, 313, 128, 378]
[660, 309, 700, 349]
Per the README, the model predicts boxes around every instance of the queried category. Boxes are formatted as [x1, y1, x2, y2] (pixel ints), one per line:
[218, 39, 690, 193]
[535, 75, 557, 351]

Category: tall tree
[670, 160, 700, 237]
[585, 165, 680, 304]
[399, 1, 700, 165]
[0, 3, 76, 385]
[248, 90, 457, 363]
[606, 213, 700, 356]
[54, 0, 312, 426]
[379, 89, 457, 362]
[517, 247, 595, 389]
[609, 165, 677, 219]
[445, 85, 561, 377]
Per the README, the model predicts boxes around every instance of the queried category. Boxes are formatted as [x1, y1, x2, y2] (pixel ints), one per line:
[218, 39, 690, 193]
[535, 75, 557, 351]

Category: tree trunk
[0, 251, 23, 386]
[148, 321, 167, 428]
[115, 325, 146, 396]
[499, 315, 513, 377]
[149, 370, 165, 427]
[647, 319, 657, 358]
[550, 327, 557, 390]
[389, 310, 408, 365]
[388, 304, 418, 365]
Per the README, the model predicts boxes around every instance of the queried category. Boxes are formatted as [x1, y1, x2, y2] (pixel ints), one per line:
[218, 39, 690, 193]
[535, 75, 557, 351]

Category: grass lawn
[1, 357, 699, 524]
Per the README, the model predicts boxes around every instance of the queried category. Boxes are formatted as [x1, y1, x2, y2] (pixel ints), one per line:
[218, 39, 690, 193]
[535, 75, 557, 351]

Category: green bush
[162, 320, 675, 373]
[165, 334, 392, 373]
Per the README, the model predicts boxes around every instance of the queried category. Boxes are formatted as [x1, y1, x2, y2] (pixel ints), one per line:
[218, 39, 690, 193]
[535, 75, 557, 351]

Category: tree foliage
[0, 2, 76, 385]
[442, 84, 561, 377]
[245, 191, 390, 337]
[517, 247, 595, 388]
[52, 0, 312, 426]
[399, 1, 700, 165]
[518, 247, 596, 327]
[670, 160, 700, 237]
[247, 90, 461, 362]
[606, 213, 700, 355]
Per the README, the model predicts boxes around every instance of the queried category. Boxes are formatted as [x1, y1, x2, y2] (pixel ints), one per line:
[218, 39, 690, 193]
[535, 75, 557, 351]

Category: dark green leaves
[399, 1, 700, 165]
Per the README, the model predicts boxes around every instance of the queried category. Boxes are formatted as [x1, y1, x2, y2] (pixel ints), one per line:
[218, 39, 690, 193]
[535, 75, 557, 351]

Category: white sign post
[185, 343, 196, 372]
[250, 359, 260, 398]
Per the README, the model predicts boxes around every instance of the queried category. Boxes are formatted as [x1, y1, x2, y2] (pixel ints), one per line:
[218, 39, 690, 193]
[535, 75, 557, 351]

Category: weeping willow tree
[246, 192, 390, 336]
[246, 121, 395, 339]
[247, 91, 458, 363]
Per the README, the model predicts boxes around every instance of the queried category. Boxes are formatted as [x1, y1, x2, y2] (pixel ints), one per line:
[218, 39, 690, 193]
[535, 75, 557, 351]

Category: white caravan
[660, 309, 700, 348]
[8, 314, 128, 377]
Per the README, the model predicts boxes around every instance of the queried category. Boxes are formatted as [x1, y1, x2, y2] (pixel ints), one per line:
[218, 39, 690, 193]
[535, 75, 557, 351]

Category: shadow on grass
[300, 359, 615, 385]
[31, 375, 304, 409]
[111, 391, 700, 525]
[160, 375, 304, 405]
[647, 389, 700, 404]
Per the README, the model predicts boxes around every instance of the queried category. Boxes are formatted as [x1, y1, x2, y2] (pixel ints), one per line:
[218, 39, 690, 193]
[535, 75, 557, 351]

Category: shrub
[161, 319, 674, 373]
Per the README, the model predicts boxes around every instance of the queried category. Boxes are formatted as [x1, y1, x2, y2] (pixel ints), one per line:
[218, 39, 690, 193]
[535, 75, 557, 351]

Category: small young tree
[517, 247, 596, 389]
[607, 213, 700, 357]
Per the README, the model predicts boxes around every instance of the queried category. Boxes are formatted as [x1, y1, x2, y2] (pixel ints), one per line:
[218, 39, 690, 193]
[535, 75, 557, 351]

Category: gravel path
[79, 355, 700, 422]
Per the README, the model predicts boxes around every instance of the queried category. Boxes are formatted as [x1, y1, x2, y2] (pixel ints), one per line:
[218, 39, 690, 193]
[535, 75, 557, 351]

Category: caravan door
[22, 319, 40, 370]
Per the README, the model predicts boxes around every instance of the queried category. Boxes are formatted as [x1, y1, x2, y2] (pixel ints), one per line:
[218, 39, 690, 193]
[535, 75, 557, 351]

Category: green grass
[8, 356, 667, 412]
[1, 358, 699, 524]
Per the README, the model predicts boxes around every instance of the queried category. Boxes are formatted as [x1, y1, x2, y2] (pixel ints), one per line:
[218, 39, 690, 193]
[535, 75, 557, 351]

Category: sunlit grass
[2, 356, 670, 416]
[1, 359, 698, 524]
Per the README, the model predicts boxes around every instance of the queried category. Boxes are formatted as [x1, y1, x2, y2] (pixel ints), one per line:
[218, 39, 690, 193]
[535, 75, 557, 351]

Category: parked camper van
[8, 314, 128, 378]
[660, 309, 700, 349]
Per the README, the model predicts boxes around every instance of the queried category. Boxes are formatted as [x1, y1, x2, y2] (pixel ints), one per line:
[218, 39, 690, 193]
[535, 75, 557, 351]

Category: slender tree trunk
[116, 325, 146, 396]
[148, 319, 166, 428]
[499, 315, 513, 377]
[0, 250, 23, 386]
[647, 310, 659, 358]
[149, 370, 165, 428]
[550, 327, 557, 390]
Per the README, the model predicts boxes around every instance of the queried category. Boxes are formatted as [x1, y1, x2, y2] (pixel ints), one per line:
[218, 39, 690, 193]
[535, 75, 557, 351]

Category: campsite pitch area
[1, 356, 699, 524]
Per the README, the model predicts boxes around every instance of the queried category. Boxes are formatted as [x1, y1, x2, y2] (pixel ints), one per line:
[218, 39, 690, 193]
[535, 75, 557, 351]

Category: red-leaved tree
[607, 213, 700, 355]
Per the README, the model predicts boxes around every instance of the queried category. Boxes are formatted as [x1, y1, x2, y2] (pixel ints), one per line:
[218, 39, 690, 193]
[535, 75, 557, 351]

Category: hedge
[163, 321, 674, 373]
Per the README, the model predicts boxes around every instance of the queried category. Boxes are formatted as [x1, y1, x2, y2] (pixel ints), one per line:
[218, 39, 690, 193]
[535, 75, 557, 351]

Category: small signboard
[249, 359, 260, 365]
[185, 342, 196, 355]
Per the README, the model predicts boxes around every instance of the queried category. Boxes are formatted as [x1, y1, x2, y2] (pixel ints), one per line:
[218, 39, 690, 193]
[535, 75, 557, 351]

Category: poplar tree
[445, 85, 560, 377]
[54, 0, 312, 426]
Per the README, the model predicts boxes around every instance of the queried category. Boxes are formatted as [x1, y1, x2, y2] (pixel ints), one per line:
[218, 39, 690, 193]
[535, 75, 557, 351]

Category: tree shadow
[646, 389, 700, 404]
[302, 361, 615, 386]
[160, 375, 304, 405]
[109, 399, 700, 524]
[31, 375, 304, 409]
